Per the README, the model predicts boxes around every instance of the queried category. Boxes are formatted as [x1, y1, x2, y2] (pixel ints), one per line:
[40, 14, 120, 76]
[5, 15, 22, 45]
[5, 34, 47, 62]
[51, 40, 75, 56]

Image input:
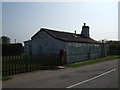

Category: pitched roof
[31, 28, 101, 44]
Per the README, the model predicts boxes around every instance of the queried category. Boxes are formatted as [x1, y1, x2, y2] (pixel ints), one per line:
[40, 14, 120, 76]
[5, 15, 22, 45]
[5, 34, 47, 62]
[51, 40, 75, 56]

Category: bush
[106, 41, 120, 55]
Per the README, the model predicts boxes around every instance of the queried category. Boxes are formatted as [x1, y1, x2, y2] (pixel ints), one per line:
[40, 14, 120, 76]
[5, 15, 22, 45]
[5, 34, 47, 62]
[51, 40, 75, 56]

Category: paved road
[2, 59, 118, 88]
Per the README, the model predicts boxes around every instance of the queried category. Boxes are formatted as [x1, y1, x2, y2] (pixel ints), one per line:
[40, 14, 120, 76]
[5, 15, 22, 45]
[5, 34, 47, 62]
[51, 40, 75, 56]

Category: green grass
[65, 55, 120, 68]
[0, 76, 12, 81]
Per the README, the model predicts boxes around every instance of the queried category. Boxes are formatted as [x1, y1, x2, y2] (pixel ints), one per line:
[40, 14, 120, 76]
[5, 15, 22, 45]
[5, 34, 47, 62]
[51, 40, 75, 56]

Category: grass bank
[65, 55, 120, 68]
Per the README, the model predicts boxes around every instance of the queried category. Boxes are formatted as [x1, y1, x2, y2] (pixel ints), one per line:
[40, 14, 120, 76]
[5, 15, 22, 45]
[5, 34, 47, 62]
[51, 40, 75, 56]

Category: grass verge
[0, 76, 12, 81]
[65, 55, 120, 68]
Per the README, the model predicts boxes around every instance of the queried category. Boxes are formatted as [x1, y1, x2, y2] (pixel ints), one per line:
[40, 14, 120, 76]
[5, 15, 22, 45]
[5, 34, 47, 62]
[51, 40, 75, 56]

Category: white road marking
[66, 68, 116, 88]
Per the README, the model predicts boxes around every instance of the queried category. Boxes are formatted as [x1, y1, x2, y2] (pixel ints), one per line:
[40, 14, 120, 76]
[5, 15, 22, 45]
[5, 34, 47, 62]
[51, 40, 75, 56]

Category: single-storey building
[24, 23, 108, 64]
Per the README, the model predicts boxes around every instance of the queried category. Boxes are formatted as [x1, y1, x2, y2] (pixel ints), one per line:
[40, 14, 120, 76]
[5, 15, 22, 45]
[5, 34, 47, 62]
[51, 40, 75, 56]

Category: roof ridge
[42, 28, 78, 34]
[31, 28, 101, 44]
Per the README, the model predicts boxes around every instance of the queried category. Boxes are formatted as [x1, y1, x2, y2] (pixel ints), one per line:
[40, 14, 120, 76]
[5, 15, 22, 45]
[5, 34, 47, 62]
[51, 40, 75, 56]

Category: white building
[24, 23, 108, 64]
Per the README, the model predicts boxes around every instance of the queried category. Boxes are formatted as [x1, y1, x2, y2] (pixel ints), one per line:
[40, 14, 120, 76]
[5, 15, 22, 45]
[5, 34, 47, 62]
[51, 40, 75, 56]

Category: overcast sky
[2, 1, 118, 44]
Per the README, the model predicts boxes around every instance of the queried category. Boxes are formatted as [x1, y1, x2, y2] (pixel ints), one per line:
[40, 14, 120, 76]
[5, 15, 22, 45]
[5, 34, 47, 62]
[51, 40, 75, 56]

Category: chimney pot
[84, 23, 86, 26]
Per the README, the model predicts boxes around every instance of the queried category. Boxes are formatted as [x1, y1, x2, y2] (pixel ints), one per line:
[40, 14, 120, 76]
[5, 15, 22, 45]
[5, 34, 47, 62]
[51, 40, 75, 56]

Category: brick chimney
[81, 23, 90, 38]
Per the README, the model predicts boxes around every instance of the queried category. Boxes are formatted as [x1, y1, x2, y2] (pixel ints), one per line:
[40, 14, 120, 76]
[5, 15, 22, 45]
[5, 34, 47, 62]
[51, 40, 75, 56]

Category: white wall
[24, 31, 108, 64]
[65, 42, 101, 63]
[31, 31, 65, 55]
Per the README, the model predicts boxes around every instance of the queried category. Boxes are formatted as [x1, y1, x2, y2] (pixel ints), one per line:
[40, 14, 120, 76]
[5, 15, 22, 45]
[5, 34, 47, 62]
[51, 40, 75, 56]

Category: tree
[0, 36, 10, 44]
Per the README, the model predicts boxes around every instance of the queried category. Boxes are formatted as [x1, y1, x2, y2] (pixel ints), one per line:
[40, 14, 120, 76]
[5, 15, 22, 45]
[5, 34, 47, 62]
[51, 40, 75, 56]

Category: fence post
[7, 56, 10, 76]
[14, 56, 17, 74]
[2, 57, 5, 76]
[11, 56, 14, 75]
[24, 56, 28, 72]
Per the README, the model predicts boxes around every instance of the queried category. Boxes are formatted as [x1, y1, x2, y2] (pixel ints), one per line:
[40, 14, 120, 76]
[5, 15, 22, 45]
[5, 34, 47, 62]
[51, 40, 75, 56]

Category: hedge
[1, 43, 23, 56]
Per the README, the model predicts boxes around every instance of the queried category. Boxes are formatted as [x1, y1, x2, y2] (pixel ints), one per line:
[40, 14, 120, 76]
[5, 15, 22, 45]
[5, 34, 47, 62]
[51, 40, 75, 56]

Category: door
[87, 45, 90, 59]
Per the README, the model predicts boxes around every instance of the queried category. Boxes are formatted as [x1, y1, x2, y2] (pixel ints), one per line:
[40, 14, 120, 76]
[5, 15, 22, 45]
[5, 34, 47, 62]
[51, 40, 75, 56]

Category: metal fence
[2, 54, 59, 76]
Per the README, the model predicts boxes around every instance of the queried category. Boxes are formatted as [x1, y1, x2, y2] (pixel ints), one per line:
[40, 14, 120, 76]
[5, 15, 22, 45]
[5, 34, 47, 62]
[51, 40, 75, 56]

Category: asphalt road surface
[2, 59, 118, 88]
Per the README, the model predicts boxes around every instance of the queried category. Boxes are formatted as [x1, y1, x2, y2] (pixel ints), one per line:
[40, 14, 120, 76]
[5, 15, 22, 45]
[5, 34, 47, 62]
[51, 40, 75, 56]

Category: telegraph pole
[15, 39, 16, 43]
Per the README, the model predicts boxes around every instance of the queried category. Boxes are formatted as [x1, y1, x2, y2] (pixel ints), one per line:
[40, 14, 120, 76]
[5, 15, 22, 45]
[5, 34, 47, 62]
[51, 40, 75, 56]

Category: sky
[118, 1, 120, 41]
[1, 0, 119, 44]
